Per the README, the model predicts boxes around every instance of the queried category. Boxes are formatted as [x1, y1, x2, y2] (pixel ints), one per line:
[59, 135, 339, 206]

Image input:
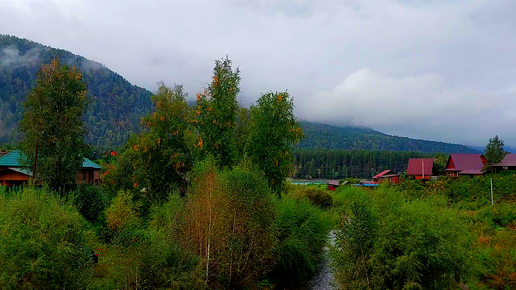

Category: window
[95, 179, 99, 185]
[82, 171, 86, 181]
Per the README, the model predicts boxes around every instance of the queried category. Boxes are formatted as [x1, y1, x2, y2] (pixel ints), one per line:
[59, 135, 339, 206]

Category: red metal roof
[407, 158, 434, 175]
[327, 180, 340, 186]
[491, 154, 516, 167]
[446, 154, 485, 173]
[372, 170, 392, 179]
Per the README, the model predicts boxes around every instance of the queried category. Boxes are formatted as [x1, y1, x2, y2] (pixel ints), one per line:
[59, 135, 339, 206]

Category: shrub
[0, 187, 92, 289]
[291, 186, 333, 209]
[72, 184, 109, 223]
[183, 159, 276, 288]
[331, 189, 471, 290]
[268, 195, 331, 287]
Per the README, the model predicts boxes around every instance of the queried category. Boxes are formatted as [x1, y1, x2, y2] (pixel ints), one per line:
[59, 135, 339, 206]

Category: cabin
[407, 158, 435, 180]
[0, 150, 101, 186]
[326, 180, 340, 191]
[372, 170, 399, 184]
[445, 154, 486, 177]
[490, 154, 516, 172]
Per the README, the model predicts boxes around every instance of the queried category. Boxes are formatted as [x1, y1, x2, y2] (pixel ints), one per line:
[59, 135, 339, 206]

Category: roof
[407, 158, 434, 175]
[381, 174, 400, 178]
[459, 169, 485, 175]
[82, 158, 102, 169]
[327, 180, 340, 186]
[446, 154, 485, 173]
[372, 170, 392, 179]
[0, 150, 101, 169]
[8, 167, 33, 176]
[0, 150, 25, 167]
[491, 154, 516, 167]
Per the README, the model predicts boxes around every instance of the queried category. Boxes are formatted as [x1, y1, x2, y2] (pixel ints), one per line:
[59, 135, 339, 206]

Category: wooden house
[0, 150, 101, 186]
[372, 170, 399, 184]
[491, 154, 516, 172]
[445, 154, 486, 177]
[407, 158, 435, 180]
[326, 180, 340, 191]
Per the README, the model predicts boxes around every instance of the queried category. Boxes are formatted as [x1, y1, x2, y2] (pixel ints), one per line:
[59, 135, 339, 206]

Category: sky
[1, 0, 515, 148]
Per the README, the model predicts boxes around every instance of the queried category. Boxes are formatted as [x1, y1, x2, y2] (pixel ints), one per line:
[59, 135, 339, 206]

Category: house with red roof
[372, 170, 399, 184]
[326, 180, 340, 191]
[407, 158, 435, 180]
[490, 154, 516, 172]
[445, 154, 487, 177]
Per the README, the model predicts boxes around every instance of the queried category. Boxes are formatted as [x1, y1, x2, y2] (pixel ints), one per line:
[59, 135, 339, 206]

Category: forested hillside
[0, 35, 153, 148]
[0, 35, 480, 154]
[297, 121, 479, 153]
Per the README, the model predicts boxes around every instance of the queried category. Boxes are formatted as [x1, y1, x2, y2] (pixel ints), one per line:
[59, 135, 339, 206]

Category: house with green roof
[0, 150, 101, 186]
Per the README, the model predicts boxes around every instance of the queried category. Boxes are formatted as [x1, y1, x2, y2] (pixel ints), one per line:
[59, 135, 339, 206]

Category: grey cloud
[0, 46, 43, 67]
[0, 0, 515, 147]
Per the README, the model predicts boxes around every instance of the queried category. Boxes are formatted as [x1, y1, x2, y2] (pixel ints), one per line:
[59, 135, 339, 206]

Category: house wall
[0, 171, 30, 181]
[0, 170, 30, 186]
[77, 169, 101, 185]
[446, 171, 459, 178]
[414, 175, 431, 180]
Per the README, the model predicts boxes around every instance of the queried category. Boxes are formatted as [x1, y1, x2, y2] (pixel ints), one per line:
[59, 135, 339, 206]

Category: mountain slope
[0, 35, 479, 154]
[297, 121, 480, 153]
[0, 35, 153, 147]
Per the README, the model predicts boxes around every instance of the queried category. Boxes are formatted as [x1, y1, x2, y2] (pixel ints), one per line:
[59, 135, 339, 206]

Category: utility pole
[491, 178, 494, 206]
[32, 138, 39, 180]
[422, 158, 425, 180]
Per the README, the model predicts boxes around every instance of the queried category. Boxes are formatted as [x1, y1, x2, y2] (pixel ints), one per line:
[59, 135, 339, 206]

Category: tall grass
[268, 195, 332, 286]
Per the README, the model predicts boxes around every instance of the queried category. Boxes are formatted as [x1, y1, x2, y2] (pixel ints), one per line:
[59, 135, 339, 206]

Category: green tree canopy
[132, 83, 193, 199]
[19, 59, 89, 188]
[246, 92, 304, 194]
[484, 135, 508, 166]
[194, 57, 240, 169]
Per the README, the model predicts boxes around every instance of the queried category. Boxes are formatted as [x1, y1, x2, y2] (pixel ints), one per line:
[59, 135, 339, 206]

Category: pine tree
[484, 135, 508, 165]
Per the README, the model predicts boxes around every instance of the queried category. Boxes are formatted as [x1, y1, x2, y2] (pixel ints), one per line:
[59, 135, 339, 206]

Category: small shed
[491, 154, 516, 171]
[445, 154, 486, 177]
[326, 180, 340, 191]
[372, 170, 399, 184]
[407, 158, 435, 180]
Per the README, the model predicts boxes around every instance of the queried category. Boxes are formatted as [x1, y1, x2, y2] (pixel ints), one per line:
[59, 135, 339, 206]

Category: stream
[307, 231, 337, 290]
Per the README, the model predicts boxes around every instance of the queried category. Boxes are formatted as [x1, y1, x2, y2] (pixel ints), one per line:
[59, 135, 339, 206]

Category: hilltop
[0, 34, 153, 148]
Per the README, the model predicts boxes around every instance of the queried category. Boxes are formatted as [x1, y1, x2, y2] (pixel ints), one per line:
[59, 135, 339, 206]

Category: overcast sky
[1, 0, 515, 148]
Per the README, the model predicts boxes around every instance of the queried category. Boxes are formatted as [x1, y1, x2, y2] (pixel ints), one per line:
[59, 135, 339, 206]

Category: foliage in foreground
[0, 187, 92, 289]
[331, 187, 471, 290]
[269, 195, 331, 286]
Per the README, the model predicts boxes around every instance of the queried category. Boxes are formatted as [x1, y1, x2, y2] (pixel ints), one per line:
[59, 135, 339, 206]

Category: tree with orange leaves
[194, 57, 240, 169]
[130, 82, 193, 200]
[19, 59, 89, 188]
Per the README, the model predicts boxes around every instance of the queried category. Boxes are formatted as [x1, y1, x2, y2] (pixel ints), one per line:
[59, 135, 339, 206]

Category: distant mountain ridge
[0, 35, 479, 154]
[297, 121, 480, 153]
